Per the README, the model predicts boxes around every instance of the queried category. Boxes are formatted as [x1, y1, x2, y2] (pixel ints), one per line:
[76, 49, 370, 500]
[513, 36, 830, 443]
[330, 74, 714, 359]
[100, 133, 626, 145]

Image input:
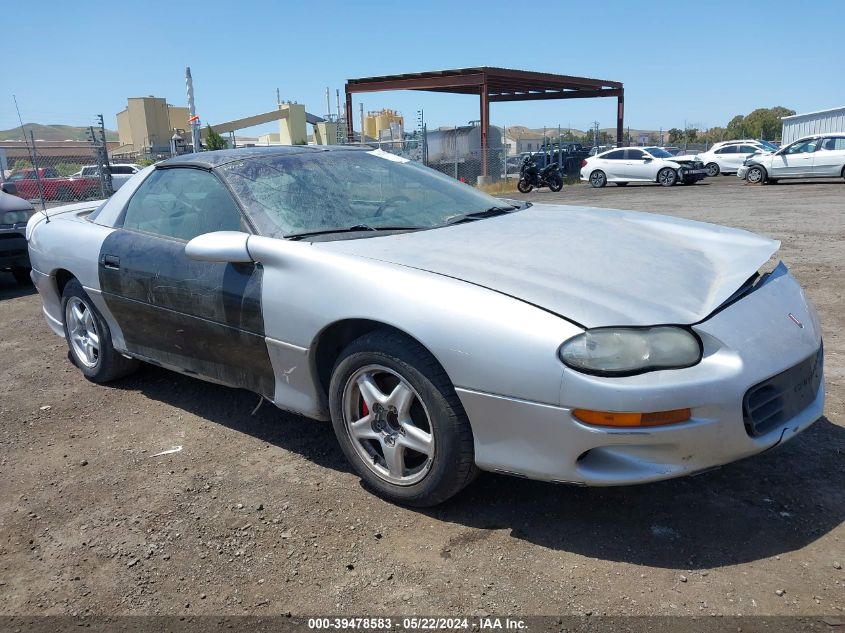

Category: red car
[6, 167, 101, 201]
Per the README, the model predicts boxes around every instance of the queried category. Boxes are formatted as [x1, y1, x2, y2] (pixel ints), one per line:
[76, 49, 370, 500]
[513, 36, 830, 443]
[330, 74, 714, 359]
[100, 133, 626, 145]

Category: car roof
[158, 145, 367, 169]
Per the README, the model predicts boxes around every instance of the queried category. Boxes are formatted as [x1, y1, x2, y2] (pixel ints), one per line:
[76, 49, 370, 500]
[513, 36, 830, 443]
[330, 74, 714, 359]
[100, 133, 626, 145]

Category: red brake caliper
[360, 398, 369, 416]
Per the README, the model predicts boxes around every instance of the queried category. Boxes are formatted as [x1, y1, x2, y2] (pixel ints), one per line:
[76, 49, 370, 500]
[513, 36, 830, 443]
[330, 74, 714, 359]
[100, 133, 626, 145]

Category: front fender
[248, 236, 580, 411]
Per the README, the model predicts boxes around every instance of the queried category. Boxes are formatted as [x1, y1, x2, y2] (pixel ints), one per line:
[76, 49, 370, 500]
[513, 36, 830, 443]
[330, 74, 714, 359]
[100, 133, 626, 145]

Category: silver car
[738, 134, 845, 183]
[27, 147, 824, 506]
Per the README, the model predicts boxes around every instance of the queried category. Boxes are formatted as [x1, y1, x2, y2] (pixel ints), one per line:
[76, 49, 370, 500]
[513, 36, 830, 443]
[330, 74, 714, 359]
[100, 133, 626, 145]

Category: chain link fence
[1, 143, 116, 208]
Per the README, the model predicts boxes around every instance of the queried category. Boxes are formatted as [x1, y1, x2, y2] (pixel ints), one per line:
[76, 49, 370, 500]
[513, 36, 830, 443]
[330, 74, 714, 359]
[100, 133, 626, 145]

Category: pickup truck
[77, 163, 142, 191]
[5, 167, 101, 202]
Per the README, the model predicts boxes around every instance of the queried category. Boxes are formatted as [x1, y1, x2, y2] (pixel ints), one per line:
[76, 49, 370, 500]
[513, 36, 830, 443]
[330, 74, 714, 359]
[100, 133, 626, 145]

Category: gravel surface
[0, 176, 842, 617]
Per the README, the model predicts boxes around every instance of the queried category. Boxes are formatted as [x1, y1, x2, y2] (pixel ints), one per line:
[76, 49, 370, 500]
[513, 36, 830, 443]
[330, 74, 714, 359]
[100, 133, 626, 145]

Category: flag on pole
[188, 114, 200, 124]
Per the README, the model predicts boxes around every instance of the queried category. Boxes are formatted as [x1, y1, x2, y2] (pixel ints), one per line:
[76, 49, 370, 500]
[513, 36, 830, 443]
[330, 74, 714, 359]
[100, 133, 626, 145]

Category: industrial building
[781, 106, 845, 144]
[114, 97, 189, 156]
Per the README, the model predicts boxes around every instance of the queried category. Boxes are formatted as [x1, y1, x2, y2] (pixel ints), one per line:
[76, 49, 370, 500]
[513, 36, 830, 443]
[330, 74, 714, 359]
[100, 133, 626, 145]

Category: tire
[657, 167, 678, 186]
[12, 266, 32, 285]
[328, 330, 477, 507]
[57, 186, 73, 202]
[548, 175, 563, 192]
[705, 162, 720, 177]
[746, 165, 766, 184]
[589, 170, 607, 188]
[615, 182, 628, 187]
[517, 179, 533, 193]
[61, 278, 139, 383]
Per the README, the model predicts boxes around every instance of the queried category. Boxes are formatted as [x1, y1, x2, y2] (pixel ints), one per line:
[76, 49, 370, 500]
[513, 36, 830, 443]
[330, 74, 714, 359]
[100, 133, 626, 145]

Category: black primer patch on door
[99, 230, 274, 398]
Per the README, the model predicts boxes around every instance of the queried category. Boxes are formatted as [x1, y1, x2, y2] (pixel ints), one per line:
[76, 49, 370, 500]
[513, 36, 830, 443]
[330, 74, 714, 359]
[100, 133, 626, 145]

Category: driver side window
[122, 168, 245, 241]
[785, 139, 819, 155]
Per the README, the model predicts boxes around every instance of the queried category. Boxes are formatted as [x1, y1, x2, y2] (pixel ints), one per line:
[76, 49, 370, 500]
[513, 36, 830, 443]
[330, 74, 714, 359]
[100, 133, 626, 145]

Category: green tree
[685, 128, 698, 142]
[742, 106, 795, 140]
[725, 115, 747, 139]
[204, 125, 228, 151]
[667, 128, 684, 144]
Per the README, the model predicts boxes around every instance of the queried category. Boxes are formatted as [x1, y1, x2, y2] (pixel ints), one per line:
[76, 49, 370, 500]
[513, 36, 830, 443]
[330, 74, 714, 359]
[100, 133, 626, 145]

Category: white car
[737, 134, 845, 184]
[78, 164, 143, 191]
[689, 142, 772, 177]
[580, 146, 708, 187]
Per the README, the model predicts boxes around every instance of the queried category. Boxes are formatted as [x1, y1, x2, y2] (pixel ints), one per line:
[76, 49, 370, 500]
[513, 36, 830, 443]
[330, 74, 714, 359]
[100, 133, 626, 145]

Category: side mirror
[185, 231, 253, 263]
[1, 182, 18, 195]
[642, 156, 653, 162]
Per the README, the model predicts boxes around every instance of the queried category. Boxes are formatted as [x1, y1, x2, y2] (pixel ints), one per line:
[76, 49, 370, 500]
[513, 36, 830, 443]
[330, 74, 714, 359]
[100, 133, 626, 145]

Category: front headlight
[2, 210, 33, 225]
[559, 326, 702, 376]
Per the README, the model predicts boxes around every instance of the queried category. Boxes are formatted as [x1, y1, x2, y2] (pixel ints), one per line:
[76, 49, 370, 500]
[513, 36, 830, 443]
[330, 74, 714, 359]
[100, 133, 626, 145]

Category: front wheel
[61, 279, 139, 383]
[746, 165, 766, 184]
[329, 330, 477, 507]
[657, 167, 678, 186]
[705, 162, 720, 177]
[589, 170, 607, 188]
[517, 179, 533, 193]
[548, 175, 563, 192]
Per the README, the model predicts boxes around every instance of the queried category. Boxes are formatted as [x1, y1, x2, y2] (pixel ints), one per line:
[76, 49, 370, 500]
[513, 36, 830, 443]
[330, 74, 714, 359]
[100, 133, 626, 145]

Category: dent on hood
[316, 205, 781, 328]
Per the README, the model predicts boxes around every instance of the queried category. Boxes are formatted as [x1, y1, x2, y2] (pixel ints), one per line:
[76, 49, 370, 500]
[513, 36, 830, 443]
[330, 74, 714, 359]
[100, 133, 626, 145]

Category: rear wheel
[705, 162, 720, 177]
[61, 279, 139, 383]
[56, 186, 73, 201]
[589, 170, 607, 188]
[329, 330, 477, 507]
[12, 267, 31, 285]
[746, 165, 766, 184]
[657, 167, 678, 186]
[548, 174, 563, 192]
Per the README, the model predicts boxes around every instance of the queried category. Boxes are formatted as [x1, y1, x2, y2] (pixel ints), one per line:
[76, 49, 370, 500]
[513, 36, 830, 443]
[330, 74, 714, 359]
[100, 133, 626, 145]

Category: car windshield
[217, 150, 510, 238]
[756, 140, 778, 151]
[644, 147, 674, 158]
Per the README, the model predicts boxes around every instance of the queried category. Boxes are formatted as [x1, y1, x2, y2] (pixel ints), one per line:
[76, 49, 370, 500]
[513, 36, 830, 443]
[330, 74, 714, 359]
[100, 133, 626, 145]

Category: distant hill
[0, 123, 118, 142]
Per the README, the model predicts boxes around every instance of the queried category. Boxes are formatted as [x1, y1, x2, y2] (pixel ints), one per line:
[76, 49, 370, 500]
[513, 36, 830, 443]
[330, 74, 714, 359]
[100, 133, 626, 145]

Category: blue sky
[3, 0, 844, 135]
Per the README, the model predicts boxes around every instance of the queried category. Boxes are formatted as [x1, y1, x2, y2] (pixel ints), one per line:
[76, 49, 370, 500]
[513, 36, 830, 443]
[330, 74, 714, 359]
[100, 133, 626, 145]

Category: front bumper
[678, 167, 708, 182]
[737, 165, 750, 179]
[0, 226, 29, 269]
[457, 264, 824, 485]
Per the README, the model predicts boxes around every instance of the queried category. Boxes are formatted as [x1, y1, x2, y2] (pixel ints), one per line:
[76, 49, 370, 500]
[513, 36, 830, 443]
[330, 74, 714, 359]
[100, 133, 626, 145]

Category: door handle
[101, 254, 120, 270]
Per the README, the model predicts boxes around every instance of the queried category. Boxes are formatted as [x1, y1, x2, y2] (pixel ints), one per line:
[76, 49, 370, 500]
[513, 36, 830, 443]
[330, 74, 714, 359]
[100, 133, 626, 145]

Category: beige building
[364, 109, 403, 141]
[115, 97, 189, 155]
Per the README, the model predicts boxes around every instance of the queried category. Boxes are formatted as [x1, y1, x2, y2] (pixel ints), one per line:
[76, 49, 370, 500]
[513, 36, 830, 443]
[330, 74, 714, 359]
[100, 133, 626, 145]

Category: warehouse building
[781, 106, 845, 144]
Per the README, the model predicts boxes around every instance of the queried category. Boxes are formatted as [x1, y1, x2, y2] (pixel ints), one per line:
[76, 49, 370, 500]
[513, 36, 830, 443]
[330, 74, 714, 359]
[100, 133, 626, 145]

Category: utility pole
[186, 67, 200, 153]
[325, 87, 332, 120]
[360, 103, 365, 144]
[96, 114, 113, 195]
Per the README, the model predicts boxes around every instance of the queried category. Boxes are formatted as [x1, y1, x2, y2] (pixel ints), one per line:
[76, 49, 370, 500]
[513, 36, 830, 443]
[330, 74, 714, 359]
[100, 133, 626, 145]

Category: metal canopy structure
[345, 67, 624, 177]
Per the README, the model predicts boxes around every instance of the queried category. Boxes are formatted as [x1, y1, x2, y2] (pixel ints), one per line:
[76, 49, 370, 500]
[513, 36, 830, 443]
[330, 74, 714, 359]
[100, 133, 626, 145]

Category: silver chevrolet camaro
[26, 146, 824, 506]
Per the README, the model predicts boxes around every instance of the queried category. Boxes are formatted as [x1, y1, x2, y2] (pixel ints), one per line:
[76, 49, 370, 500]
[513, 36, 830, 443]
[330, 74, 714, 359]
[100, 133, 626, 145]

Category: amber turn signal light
[573, 408, 691, 428]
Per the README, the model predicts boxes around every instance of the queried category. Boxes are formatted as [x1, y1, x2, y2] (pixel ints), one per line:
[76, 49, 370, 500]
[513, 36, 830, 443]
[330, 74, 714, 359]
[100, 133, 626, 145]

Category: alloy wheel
[65, 296, 100, 368]
[342, 364, 434, 486]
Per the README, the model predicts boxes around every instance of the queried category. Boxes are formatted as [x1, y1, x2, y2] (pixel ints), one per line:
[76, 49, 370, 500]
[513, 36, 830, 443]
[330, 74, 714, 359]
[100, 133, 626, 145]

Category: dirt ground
[0, 176, 842, 619]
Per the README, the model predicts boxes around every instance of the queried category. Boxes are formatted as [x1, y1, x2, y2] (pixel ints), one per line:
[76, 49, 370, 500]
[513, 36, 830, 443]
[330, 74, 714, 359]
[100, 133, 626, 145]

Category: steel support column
[616, 90, 624, 147]
[480, 80, 489, 178]
[345, 89, 354, 142]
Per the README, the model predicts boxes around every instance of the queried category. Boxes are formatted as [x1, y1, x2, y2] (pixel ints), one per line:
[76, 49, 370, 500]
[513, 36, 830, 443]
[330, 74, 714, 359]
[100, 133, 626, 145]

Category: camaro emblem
[788, 313, 803, 328]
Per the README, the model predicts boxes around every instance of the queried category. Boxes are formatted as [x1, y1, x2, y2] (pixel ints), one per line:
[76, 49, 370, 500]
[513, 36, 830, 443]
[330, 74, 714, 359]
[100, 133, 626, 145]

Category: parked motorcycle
[517, 156, 563, 192]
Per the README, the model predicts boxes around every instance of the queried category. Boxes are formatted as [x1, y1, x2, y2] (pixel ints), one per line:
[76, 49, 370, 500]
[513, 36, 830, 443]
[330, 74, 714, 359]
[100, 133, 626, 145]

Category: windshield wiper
[285, 224, 423, 240]
[444, 205, 518, 226]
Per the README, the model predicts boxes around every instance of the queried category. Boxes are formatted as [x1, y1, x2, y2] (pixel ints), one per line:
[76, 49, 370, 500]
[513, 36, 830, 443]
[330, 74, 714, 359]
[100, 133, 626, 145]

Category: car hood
[315, 204, 779, 328]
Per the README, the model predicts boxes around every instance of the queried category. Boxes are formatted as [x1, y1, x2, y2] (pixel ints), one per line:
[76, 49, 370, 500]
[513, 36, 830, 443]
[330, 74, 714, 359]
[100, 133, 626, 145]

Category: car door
[770, 138, 819, 177]
[596, 149, 626, 180]
[713, 145, 741, 172]
[812, 137, 845, 177]
[97, 166, 275, 398]
[621, 148, 654, 180]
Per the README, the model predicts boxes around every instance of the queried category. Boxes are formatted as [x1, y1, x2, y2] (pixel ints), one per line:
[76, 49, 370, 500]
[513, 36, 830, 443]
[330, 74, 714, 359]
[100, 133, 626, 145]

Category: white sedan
[580, 147, 707, 187]
[693, 142, 772, 177]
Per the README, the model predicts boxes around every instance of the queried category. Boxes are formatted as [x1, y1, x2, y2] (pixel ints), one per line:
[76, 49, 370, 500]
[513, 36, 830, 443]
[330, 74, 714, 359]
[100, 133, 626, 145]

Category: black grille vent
[743, 345, 823, 437]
